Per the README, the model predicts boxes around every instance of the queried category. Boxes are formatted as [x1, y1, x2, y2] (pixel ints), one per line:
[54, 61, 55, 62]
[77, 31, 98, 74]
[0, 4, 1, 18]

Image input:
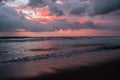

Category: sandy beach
[0, 0, 120, 79]
[0, 49, 120, 80]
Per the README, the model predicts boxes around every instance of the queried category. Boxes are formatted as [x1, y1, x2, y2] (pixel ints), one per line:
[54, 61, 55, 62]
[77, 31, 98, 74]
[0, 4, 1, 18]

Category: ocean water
[0, 37, 120, 64]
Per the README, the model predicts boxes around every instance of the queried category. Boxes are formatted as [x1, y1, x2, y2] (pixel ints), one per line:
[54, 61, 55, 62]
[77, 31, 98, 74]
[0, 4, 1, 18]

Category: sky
[0, 0, 120, 36]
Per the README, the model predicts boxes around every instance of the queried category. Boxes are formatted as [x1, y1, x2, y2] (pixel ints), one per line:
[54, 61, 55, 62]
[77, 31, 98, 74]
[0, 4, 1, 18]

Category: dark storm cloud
[27, 0, 90, 16]
[27, 0, 120, 16]
[56, 0, 90, 16]
[0, 0, 10, 2]
[0, 0, 120, 33]
[26, 19, 120, 32]
[70, 4, 88, 15]
[0, 0, 6, 2]
[0, 5, 119, 32]
[49, 6, 64, 16]
[14, 0, 120, 32]
[90, 0, 120, 15]
[0, 6, 27, 32]
[28, 0, 47, 7]
[51, 0, 57, 2]
[107, 10, 120, 18]
[28, 0, 64, 16]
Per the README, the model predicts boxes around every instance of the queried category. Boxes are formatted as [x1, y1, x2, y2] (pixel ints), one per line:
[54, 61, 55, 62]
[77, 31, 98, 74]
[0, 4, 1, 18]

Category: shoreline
[6, 58, 120, 80]
[0, 49, 120, 80]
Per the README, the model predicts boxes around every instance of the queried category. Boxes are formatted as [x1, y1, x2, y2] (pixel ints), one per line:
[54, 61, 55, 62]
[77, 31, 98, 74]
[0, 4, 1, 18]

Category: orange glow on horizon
[15, 29, 120, 37]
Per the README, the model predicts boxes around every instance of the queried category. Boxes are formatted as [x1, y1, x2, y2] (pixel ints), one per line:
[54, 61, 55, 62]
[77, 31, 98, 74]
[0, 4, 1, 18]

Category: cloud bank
[0, 0, 120, 33]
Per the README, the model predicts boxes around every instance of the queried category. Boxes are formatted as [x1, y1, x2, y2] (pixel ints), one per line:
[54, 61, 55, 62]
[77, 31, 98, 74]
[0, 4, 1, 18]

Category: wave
[0, 44, 120, 64]
[0, 37, 120, 43]
[0, 38, 51, 43]
[29, 48, 59, 52]
[0, 37, 73, 43]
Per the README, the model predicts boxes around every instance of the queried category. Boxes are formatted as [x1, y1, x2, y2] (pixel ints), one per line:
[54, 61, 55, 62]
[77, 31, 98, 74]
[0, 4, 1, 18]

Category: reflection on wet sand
[0, 49, 120, 80]
[6, 59, 120, 80]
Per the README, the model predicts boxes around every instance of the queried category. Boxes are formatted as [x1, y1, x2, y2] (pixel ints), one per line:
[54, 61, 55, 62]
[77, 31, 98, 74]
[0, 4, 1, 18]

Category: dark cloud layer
[70, 4, 88, 15]
[0, 0, 5, 2]
[28, 0, 64, 16]
[27, 0, 120, 16]
[90, 0, 120, 15]
[0, 0, 120, 33]
[0, 6, 28, 32]
[49, 6, 64, 16]
[23, 19, 120, 32]
[28, 0, 47, 7]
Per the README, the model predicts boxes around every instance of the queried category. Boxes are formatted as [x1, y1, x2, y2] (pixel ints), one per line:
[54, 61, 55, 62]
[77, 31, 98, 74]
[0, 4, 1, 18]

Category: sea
[0, 36, 120, 64]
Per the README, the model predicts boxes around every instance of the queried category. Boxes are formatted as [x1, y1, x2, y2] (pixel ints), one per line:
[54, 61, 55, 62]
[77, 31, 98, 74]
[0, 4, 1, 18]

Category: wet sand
[0, 49, 120, 80]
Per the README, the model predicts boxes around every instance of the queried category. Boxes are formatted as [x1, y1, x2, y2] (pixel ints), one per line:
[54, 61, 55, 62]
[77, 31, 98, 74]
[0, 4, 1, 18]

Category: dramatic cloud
[28, 0, 47, 7]
[0, 0, 120, 36]
[0, 6, 27, 32]
[28, 0, 64, 16]
[70, 2, 89, 15]
[0, 0, 9, 1]
[49, 7, 63, 16]
[90, 0, 120, 15]
[23, 19, 120, 32]
[27, 0, 120, 16]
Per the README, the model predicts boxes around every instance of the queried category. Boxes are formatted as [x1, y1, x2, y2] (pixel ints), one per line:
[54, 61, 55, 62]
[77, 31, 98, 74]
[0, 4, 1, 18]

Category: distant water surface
[0, 37, 120, 64]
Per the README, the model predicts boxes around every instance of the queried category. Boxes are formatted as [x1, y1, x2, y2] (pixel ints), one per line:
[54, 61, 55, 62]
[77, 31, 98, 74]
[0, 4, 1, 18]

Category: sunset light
[0, 0, 120, 36]
[0, 0, 120, 80]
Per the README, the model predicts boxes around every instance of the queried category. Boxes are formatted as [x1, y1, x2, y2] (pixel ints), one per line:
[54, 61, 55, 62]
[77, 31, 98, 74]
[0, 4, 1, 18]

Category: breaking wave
[0, 43, 120, 64]
[0, 36, 120, 43]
